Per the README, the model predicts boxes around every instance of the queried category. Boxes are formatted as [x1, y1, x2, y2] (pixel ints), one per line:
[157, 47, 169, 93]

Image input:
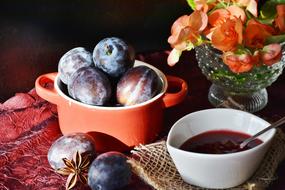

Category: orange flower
[261, 43, 282, 66]
[244, 19, 275, 48]
[275, 4, 285, 33]
[222, 51, 256, 73]
[211, 18, 243, 52]
[168, 11, 208, 50]
[206, 5, 245, 40]
[166, 0, 284, 72]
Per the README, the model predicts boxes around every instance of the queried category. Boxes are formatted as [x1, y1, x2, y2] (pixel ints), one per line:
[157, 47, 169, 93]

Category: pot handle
[162, 75, 188, 108]
[35, 72, 61, 105]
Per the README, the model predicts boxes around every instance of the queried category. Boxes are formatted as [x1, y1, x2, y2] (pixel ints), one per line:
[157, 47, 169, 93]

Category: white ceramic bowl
[166, 108, 276, 189]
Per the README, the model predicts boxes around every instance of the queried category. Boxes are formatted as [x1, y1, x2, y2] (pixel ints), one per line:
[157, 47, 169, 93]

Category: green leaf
[265, 0, 285, 3]
[207, 0, 216, 4]
[234, 46, 252, 55]
[186, 0, 196, 10]
[256, 18, 274, 25]
[260, 1, 285, 19]
[245, 10, 253, 20]
[260, 3, 276, 19]
[265, 34, 285, 44]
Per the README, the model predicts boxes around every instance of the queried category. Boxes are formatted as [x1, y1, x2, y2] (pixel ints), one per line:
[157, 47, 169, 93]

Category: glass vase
[195, 43, 285, 113]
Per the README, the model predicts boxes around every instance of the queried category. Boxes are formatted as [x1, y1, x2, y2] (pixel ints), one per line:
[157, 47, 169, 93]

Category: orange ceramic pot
[35, 60, 187, 152]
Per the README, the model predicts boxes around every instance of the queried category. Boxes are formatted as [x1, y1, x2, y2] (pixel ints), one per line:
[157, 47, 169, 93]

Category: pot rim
[54, 60, 168, 110]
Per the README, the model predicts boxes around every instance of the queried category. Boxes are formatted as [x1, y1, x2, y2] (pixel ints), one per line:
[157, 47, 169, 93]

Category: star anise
[56, 151, 91, 190]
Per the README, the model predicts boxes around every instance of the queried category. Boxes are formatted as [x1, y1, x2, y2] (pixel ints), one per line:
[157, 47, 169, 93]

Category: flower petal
[236, 0, 257, 17]
[189, 11, 208, 32]
[244, 19, 274, 48]
[208, 9, 229, 27]
[261, 43, 282, 66]
[276, 4, 285, 16]
[223, 51, 254, 73]
[248, 19, 275, 34]
[168, 15, 190, 47]
[167, 49, 182, 66]
[275, 4, 285, 33]
[235, 19, 243, 44]
[170, 15, 190, 35]
[227, 5, 246, 23]
[246, 0, 258, 17]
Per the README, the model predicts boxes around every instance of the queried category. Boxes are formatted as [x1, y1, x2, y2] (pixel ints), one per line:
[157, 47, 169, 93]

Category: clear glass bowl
[195, 43, 285, 112]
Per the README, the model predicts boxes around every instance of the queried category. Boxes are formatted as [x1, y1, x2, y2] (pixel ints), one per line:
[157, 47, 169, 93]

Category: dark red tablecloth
[1, 51, 285, 190]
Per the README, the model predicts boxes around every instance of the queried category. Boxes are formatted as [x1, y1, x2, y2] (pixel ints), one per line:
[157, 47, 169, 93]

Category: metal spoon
[240, 116, 285, 149]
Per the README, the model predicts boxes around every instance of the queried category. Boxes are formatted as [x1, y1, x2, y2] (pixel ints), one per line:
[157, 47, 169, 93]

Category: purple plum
[116, 66, 161, 106]
[48, 133, 96, 170]
[93, 37, 135, 78]
[68, 66, 112, 106]
[58, 47, 93, 85]
[88, 151, 131, 190]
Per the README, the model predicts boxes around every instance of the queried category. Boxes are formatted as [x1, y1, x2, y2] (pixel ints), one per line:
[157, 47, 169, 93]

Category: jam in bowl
[179, 129, 263, 154]
[166, 108, 276, 189]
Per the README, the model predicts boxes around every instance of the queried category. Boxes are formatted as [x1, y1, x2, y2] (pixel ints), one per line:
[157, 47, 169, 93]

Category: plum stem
[105, 45, 113, 56]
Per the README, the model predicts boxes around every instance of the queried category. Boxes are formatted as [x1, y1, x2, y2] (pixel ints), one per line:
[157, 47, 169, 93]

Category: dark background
[0, 0, 189, 102]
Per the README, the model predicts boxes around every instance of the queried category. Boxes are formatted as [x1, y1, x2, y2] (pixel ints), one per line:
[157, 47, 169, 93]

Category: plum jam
[179, 130, 263, 154]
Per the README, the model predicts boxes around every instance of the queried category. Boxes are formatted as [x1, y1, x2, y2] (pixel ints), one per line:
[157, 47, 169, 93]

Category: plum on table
[48, 133, 96, 170]
[88, 151, 132, 190]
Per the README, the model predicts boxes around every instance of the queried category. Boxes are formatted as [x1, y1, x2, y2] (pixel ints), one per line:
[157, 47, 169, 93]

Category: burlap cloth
[129, 129, 285, 190]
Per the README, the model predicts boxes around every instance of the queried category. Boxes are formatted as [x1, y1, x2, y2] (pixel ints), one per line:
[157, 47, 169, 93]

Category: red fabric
[0, 90, 67, 189]
[0, 51, 284, 189]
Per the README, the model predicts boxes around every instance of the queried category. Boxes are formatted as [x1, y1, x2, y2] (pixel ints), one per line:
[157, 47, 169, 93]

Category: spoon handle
[240, 116, 285, 149]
